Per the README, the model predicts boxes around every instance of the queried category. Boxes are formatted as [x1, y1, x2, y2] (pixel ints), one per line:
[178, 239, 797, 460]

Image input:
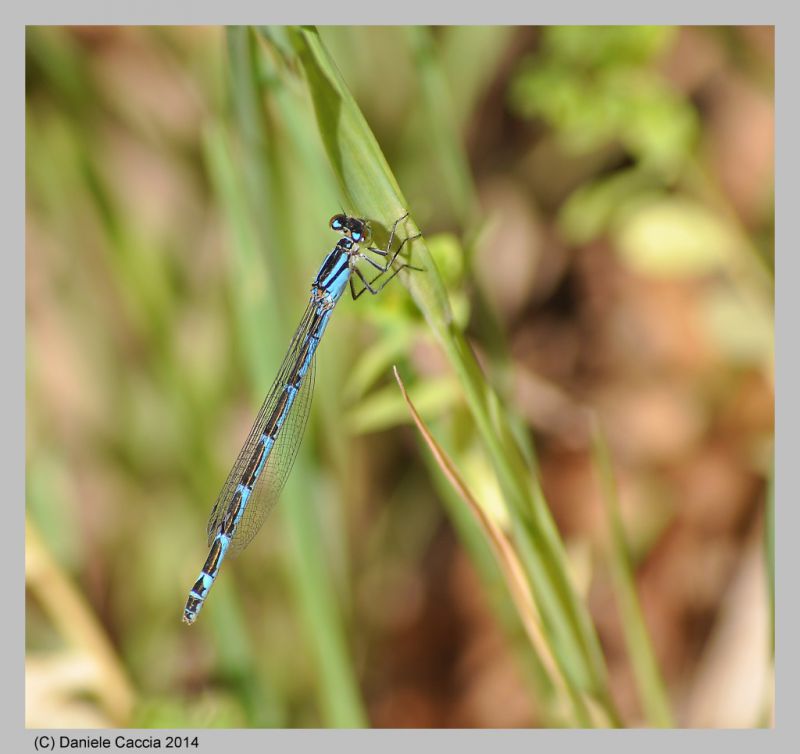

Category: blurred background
[26, 26, 773, 728]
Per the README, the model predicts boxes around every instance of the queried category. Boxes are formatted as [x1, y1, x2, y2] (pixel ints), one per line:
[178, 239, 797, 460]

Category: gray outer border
[11, 2, 787, 752]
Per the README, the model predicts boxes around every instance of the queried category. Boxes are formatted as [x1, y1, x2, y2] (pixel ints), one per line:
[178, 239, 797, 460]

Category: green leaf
[613, 198, 740, 278]
[346, 374, 461, 434]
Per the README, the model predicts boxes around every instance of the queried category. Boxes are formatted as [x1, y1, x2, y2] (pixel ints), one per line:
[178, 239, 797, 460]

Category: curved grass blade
[393, 367, 595, 726]
[284, 25, 621, 725]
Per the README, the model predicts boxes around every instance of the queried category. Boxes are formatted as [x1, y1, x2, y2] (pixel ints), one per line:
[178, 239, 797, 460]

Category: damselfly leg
[349, 213, 422, 300]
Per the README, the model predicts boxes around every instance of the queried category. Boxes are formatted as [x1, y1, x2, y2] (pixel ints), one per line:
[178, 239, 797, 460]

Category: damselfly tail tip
[183, 598, 200, 625]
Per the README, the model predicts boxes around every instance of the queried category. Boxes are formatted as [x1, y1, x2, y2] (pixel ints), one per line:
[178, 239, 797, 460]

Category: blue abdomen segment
[183, 532, 231, 622]
[182, 298, 337, 625]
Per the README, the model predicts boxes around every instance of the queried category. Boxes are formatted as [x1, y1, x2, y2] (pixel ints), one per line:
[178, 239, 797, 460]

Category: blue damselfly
[183, 212, 420, 624]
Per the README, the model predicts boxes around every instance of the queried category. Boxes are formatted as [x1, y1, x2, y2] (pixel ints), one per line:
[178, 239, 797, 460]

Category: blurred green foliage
[512, 27, 695, 169]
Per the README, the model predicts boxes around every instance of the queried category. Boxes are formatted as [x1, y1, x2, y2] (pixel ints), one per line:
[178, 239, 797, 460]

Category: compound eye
[347, 218, 368, 242]
[329, 214, 348, 234]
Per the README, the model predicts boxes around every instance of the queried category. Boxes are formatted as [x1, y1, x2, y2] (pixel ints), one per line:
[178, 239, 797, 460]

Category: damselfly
[183, 212, 420, 624]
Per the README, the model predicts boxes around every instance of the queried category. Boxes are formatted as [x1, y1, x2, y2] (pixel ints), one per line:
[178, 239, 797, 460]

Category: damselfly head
[329, 214, 371, 245]
[346, 217, 370, 244]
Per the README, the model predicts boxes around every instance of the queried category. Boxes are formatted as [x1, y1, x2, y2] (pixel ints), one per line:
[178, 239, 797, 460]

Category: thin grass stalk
[394, 368, 592, 725]
[591, 418, 674, 727]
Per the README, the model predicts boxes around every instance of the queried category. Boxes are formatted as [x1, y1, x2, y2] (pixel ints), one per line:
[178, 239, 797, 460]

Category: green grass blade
[394, 368, 593, 726]
[591, 418, 674, 727]
[287, 25, 620, 725]
[404, 26, 477, 225]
